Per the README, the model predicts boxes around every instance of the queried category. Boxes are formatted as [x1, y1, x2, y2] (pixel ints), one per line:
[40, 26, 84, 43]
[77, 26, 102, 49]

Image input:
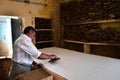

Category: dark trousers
[8, 61, 32, 80]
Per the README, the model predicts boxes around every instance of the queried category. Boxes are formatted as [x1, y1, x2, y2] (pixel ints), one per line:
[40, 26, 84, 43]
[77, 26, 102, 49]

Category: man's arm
[37, 53, 57, 60]
[19, 39, 57, 60]
[32, 53, 57, 69]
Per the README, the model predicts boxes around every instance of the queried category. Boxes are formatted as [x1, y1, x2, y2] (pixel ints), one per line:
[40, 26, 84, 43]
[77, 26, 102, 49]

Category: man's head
[23, 26, 36, 41]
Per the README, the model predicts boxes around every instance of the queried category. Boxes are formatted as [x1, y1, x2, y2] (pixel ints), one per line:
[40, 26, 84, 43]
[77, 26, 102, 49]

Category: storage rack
[64, 19, 120, 49]
[63, 19, 120, 58]
[60, 0, 120, 58]
[35, 17, 53, 49]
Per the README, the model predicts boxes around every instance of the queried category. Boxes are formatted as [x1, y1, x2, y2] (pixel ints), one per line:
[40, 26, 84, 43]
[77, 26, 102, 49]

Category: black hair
[23, 26, 36, 34]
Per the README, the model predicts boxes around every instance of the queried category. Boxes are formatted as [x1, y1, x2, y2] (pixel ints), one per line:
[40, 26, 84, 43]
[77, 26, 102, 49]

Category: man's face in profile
[28, 30, 36, 41]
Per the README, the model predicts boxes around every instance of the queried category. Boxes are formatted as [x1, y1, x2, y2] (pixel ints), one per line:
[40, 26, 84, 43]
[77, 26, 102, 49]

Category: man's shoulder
[14, 35, 25, 44]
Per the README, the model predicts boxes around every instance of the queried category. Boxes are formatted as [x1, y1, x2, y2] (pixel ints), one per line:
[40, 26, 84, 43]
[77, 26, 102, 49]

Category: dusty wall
[0, 0, 55, 28]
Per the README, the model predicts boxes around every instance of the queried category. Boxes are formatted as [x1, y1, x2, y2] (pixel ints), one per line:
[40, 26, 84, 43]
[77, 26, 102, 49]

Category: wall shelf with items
[60, 0, 120, 24]
[60, 0, 120, 59]
[62, 23, 120, 58]
[35, 17, 53, 49]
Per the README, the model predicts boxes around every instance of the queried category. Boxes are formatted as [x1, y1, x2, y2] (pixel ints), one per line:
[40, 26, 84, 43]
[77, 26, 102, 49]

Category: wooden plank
[64, 40, 120, 46]
[36, 40, 53, 43]
[36, 29, 53, 31]
[65, 19, 120, 25]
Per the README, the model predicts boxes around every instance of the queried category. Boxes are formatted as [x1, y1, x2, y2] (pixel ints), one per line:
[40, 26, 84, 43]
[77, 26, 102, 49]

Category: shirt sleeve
[19, 39, 41, 58]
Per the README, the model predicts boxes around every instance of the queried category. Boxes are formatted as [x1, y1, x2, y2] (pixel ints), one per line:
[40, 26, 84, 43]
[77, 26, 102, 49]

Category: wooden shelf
[35, 17, 53, 49]
[64, 40, 120, 46]
[64, 39, 120, 53]
[65, 19, 120, 25]
[36, 29, 53, 31]
[36, 40, 53, 43]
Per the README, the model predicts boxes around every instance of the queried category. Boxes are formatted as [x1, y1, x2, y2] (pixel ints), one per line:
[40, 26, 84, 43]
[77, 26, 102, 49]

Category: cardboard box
[14, 69, 53, 80]
[14, 68, 67, 80]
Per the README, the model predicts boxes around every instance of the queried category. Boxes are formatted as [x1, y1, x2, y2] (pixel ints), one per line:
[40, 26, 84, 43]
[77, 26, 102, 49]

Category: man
[9, 26, 57, 80]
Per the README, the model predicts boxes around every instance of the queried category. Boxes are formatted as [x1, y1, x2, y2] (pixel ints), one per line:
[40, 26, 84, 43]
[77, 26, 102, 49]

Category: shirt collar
[21, 34, 32, 41]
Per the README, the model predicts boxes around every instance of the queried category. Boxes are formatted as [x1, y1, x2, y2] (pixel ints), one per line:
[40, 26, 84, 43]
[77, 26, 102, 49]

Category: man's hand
[32, 62, 44, 70]
[49, 54, 57, 59]
[38, 53, 57, 60]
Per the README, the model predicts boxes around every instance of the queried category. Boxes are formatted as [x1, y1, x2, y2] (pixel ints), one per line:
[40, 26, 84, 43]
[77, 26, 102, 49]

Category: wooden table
[34, 47, 120, 80]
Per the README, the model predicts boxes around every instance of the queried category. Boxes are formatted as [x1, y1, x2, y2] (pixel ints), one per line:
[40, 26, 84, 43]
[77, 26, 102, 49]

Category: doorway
[0, 16, 21, 57]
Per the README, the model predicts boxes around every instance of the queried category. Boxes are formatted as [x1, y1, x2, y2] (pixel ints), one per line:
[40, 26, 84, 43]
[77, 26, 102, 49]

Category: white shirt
[12, 34, 41, 65]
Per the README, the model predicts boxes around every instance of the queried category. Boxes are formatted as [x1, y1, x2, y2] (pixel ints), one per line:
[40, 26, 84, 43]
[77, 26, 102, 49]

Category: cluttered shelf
[64, 19, 120, 25]
[61, 0, 120, 58]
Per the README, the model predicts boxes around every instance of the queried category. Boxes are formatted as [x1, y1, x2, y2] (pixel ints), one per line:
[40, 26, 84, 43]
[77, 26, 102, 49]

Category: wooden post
[84, 44, 91, 53]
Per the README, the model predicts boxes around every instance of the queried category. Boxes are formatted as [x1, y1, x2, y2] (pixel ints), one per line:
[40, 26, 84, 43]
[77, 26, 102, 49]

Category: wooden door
[11, 18, 22, 44]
